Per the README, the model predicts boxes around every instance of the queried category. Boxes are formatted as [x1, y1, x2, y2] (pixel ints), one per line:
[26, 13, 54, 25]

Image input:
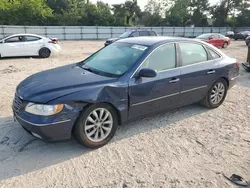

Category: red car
[196, 33, 230, 48]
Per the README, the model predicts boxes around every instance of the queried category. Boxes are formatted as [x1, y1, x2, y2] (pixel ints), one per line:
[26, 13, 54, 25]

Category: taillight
[49, 40, 57, 44]
[236, 62, 241, 68]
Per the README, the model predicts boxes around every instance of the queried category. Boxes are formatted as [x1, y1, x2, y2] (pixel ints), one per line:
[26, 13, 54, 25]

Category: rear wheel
[73, 103, 118, 148]
[222, 42, 228, 48]
[201, 79, 228, 109]
[39, 48, 51, 58]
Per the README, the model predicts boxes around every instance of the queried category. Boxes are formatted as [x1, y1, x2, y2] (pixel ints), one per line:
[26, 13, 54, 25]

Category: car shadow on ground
[0, 104, 209, 181]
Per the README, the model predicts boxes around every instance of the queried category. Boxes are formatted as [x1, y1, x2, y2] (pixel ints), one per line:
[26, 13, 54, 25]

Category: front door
[2, 36, 25, 57]
[177, 42, 219, 105]
[208, 34, 219, 47]
[128, 43, 181, 119]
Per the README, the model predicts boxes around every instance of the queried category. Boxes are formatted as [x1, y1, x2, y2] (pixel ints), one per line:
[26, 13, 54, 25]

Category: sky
[91, 0, 220, 10]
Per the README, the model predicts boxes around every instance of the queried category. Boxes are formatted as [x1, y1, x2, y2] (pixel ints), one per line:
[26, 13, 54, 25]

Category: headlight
[25, 103, 64, 116]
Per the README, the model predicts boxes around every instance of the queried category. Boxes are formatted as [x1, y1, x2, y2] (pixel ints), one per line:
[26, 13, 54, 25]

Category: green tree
[189, 0, 209, 26]
[166, 0, 191, 26]
[211, 0, 241, 26]
[0, 0, 53, 25]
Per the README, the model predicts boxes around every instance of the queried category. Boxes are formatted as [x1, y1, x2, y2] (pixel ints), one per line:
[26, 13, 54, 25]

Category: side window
[141, 43, 176, 72]
[139, 31, 149, 36]
[131, 31, 139, 37]
[179, 43, 208, 66]
[149, 31, 157, 36]
[208, 48, 221, 59]
[211, 35, 218, 39]
[25, 36, 41, 42]
[5, 36, 25, 43]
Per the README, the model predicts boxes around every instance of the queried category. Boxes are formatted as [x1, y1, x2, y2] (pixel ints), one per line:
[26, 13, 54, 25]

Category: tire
[222, 42, 228, 48]
[73, 103, 118, 148]
[201, 78, 228, 109]
[39, 48, 51, 58]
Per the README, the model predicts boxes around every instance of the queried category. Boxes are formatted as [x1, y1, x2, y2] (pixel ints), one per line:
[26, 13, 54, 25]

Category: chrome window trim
[130, 41, 223, 79]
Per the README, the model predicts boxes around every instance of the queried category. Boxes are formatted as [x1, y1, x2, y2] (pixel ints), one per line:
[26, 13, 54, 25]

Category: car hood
[16, 64, 116, 103]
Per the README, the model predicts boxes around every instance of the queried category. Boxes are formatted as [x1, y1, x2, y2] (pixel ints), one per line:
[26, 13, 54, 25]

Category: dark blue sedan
[13, 37, 240, 148]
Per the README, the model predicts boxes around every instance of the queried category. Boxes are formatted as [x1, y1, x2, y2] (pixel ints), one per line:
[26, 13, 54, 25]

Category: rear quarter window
[207, 48, 221, 59]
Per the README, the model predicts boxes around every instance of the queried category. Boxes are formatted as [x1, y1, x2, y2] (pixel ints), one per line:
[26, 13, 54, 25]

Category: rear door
[24, 36, 43, 56]
[1, 36, 25, 57]
[178, 42, 219, 105]
[129, 43, 181, 119]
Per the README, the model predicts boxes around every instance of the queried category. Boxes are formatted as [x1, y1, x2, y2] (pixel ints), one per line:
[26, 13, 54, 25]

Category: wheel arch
[79, 102, 122, 125]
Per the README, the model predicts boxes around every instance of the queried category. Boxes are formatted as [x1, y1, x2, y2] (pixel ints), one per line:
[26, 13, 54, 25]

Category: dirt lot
[0, 41, 249, 188]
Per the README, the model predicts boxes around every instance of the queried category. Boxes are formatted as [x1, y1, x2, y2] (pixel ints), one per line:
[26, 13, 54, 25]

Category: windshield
[80, 42, 148, 77]
[0, 35, 9, 41]
[196, 34, 211, 39]
[119, 31, 132, 38]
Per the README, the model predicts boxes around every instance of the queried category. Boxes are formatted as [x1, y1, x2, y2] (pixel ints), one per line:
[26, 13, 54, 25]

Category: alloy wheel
[210, 82, 225, 105]
[84, 108, 113, 142]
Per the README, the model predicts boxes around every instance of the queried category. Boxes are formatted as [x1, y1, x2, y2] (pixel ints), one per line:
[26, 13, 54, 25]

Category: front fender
[50, 83, 129, 124]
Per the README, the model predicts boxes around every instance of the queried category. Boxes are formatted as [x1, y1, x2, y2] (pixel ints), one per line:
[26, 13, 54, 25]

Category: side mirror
[208, 37, 213, 40]
[129, 35, 134, 38]
[0, 40, 4, 43]
[137, 68, 157, 78]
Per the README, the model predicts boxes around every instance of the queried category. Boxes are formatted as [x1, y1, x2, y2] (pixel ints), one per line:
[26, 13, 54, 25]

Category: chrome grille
[13, 94, 23, 112]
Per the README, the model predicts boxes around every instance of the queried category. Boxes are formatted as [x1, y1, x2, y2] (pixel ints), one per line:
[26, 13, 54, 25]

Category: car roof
[6, 34, 44, 38]
[128, 29, 156, 32]
[117, 36, 204, 46]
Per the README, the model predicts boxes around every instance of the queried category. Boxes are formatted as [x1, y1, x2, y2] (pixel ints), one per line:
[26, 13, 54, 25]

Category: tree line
[0, 0, 250, 27]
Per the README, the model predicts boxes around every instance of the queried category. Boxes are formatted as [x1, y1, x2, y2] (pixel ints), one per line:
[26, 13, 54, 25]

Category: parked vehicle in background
[13, 37, 240, 148]
[234, 31, 250, 40]
[196, 33, 230, 48]
[104, 30, 158, 46]
[245, 36, 250, 46]
[0, 34, 61, 58]
[225, 31, 235, 39]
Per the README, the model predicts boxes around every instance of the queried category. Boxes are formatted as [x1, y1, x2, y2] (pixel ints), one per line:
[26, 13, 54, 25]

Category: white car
[0, 34, 61, 58]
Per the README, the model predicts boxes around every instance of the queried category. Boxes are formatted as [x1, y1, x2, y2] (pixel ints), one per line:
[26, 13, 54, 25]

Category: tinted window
[196, 34, 212, 39]
[5, 36, 25, 43]
[179, 43, 208, 66]
[142, 43, 176, 72]
[208, 48, 220, 59]
[81, 42, 147, 77]
[119, 31, 132, 38]
[211, 34, 219, 39]
[25, 36, 41, 41]
[131, 31, 139, 37]
[149, 31, 157, 36]
[139, 31, 149, 36]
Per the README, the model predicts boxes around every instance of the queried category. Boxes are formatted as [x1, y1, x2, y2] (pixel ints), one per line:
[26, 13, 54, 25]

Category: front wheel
[73, 103, 118, 148]
[201, 79, 228, 109]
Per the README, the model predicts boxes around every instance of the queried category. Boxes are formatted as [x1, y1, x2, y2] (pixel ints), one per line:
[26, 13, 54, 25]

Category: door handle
[169, 78, 180, 83]
[207, 70, 216, 74]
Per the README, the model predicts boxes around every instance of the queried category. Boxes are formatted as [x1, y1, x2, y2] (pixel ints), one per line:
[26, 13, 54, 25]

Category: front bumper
[50, 44, 61, 54]
[14, 112, 75, 141]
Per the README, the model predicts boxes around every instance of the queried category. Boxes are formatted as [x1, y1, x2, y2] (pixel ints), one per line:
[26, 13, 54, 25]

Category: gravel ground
[0, 41, 249, 188]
